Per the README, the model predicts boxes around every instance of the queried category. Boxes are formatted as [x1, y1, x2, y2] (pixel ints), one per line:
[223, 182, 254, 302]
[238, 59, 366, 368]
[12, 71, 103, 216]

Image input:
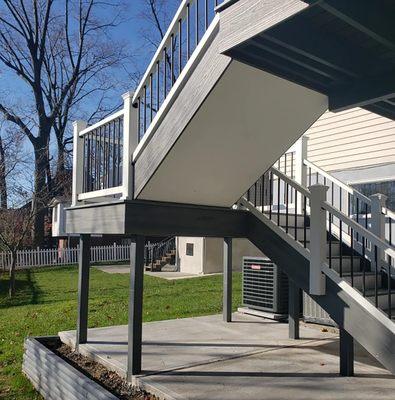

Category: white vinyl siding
[306, 108, 395, 173]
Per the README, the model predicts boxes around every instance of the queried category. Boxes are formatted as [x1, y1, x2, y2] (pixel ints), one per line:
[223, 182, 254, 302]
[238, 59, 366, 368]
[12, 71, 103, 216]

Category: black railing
[243, 165, 395, 321]
[82, 115, 123, 193]
[145, 237, 176, 268]
[324, 203, 394, 320]
[134, 0, 224, 142]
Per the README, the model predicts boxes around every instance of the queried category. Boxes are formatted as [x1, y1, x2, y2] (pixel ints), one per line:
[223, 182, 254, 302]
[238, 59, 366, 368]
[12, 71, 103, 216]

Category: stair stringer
[246, 212, 395, 374]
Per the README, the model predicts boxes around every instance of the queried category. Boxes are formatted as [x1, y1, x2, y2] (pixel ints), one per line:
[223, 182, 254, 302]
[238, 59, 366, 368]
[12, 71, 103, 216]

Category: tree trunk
[0, 135, 7, 209]
[32, 141, 49, 247]
[9, 251, 16, 297]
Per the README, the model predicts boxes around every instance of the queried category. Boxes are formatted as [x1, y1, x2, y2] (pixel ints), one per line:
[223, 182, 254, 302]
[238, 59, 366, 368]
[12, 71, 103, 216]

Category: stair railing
[323, 201, 395, 319]
[243, 166, 395, 320]
[304, 159, 395, 256]
[146, 236, 176, 268]
[132, 0, 224, 145]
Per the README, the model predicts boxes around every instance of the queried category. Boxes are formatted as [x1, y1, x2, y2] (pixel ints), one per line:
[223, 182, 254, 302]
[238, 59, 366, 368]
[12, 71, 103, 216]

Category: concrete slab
[145, 272, 221, 280]
[59, 313, 394, 400]
[94, 266, 215, 280]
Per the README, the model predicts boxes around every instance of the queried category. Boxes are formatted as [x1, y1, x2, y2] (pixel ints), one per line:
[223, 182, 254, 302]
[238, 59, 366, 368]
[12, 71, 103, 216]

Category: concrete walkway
[59, 313, 394, 400]
[95, 265, 217, 280]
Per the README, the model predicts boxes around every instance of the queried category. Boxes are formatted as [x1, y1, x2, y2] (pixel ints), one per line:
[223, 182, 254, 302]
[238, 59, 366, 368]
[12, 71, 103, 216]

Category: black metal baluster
[179, 19, 182, 75]
[205, 0, 208, 30]
[195, 0, 199, 46]
[261, 174, 265, 210]
[171, 33, 175, 85]
[285, 183, 289, 233]
[374, 245, 378, 307]
[309, 167, 311, 186]
[163, 48, 167, 96]
[277, 173, 280, 226]
[388, 257, 392, 319]
[329, 213, 332, 268]
[112, 120, 116, 187]
[187, 3, 190, 59]
[117, 118, 122, 185]
[339, 187, 343, 277]
[254, 182, 257, 207]
[303, 196, 307, 248]
[150, 73, 153, 123]
[350, 227, 354, 287]
[143, 85, 147, 134]
[362, 235, 366, 297]
[157, 61, 160, 112]
[137, 97, 141, 141]
[269, 171, 273, 220]
[356, 198, 360, 242]
[294, 189, 298, 240]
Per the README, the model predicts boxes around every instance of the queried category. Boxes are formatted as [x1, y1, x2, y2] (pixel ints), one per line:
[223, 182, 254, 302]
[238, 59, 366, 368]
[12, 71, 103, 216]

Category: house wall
[306, 107, 395, 176]
[177, 237, 264, 275]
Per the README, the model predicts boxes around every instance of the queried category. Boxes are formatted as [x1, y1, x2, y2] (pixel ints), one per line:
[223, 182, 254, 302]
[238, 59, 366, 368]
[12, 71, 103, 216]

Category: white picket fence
[0, 244, 131, 271]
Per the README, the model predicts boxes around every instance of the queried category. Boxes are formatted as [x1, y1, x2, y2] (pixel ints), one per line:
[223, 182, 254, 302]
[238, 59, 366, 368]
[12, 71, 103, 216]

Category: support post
[370, 193, 387, 262]
[127, 236, 145, 380]
[76, 234, 91, 349]
[223, 237, 232, 322]
[72, 120, 87, 206]
[288, 281, 301, 339]
[339, 327, 354, 376]
[295, 136, 309, 213]
[122, 91, 139, 200]
[309, 184, 328, 295]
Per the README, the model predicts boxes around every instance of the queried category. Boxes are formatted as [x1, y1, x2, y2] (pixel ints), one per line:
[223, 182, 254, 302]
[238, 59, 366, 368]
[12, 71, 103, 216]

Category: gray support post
[76, 234, 91, 349]
[339, 327, 354, 376]
[223, 237, 232, 322]
[127, 236, 145, 380]
[288, 281, 300, 339]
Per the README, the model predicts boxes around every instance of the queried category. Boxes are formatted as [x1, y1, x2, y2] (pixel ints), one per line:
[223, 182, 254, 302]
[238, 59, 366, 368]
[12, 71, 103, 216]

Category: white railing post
[72, 120, 87, 206]
[294, 136, 308, 187]
[121, 91, 139, 200]
[370, 193, 387, 261]
[309, 184, 328, 295]
[295, 136, 308, 213]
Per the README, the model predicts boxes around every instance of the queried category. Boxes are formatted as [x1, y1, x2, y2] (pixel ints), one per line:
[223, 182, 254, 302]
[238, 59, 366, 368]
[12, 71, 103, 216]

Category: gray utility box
[242, 256, 289, 314]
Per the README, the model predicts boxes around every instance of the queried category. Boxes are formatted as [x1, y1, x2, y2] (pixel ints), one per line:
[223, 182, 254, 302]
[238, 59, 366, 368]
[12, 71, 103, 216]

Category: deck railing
[132, 0, 225, 142]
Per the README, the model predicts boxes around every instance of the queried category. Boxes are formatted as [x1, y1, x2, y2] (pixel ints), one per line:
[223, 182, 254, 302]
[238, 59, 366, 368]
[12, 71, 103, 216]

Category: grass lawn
[0, 266, 242, 399]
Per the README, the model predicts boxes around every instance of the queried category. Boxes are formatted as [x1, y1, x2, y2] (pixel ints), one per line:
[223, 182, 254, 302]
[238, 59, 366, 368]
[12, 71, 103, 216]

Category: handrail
[270, 166, 310, 198]
[323, 201, 395, 260]
[304, 159, 371, 205]
[79, 109, 124, 137]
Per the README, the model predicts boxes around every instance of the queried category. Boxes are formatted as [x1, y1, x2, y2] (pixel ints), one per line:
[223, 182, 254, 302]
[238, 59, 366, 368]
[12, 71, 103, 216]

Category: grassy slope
[0, 267, 241, 399]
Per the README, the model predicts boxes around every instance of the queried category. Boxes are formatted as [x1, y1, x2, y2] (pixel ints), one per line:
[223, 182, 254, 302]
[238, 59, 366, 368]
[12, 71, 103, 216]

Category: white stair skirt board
[137, 61, 328, 207]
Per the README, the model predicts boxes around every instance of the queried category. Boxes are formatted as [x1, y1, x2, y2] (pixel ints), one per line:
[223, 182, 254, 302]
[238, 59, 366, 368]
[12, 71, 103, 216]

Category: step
[329, 256, 362, 274]
[341, 271, 380, 291]
[305, 241, 343, 257]
[365, 288, 395, 309]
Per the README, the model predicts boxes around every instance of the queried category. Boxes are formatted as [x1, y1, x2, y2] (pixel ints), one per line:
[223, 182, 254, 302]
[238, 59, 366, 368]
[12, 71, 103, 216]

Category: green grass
[0, 266, 242, 399]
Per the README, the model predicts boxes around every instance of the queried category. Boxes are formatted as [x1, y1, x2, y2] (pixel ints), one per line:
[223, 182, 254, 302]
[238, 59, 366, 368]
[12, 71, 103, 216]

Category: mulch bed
[45, 339, 157, 400]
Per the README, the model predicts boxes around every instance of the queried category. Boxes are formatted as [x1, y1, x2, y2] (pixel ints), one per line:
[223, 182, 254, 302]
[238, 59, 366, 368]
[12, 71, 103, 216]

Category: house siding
[306, 108, 395, 173]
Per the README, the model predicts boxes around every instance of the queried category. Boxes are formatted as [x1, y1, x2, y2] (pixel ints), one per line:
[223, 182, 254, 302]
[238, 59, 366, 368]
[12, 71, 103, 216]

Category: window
[186, 243, 194, 256]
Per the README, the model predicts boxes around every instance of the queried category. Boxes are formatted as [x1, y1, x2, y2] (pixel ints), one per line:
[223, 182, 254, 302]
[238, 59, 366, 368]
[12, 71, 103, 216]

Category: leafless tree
[0, 0, 129, 245]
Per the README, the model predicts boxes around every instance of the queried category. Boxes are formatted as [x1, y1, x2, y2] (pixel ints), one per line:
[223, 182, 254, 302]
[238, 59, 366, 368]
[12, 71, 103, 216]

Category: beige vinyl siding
[306, 108, 395, 173]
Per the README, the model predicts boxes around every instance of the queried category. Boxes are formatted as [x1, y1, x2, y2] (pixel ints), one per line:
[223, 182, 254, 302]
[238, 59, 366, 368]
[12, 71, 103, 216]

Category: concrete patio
[59, 313, 394, 400]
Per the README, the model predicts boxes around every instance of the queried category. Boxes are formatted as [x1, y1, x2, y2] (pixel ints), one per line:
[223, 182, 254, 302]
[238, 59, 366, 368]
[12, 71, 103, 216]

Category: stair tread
[364, 288, 395, 297]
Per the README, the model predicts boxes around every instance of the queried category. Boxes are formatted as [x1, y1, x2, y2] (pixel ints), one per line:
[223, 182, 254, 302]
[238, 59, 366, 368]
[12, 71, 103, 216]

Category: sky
[0, 0, 181, 204]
